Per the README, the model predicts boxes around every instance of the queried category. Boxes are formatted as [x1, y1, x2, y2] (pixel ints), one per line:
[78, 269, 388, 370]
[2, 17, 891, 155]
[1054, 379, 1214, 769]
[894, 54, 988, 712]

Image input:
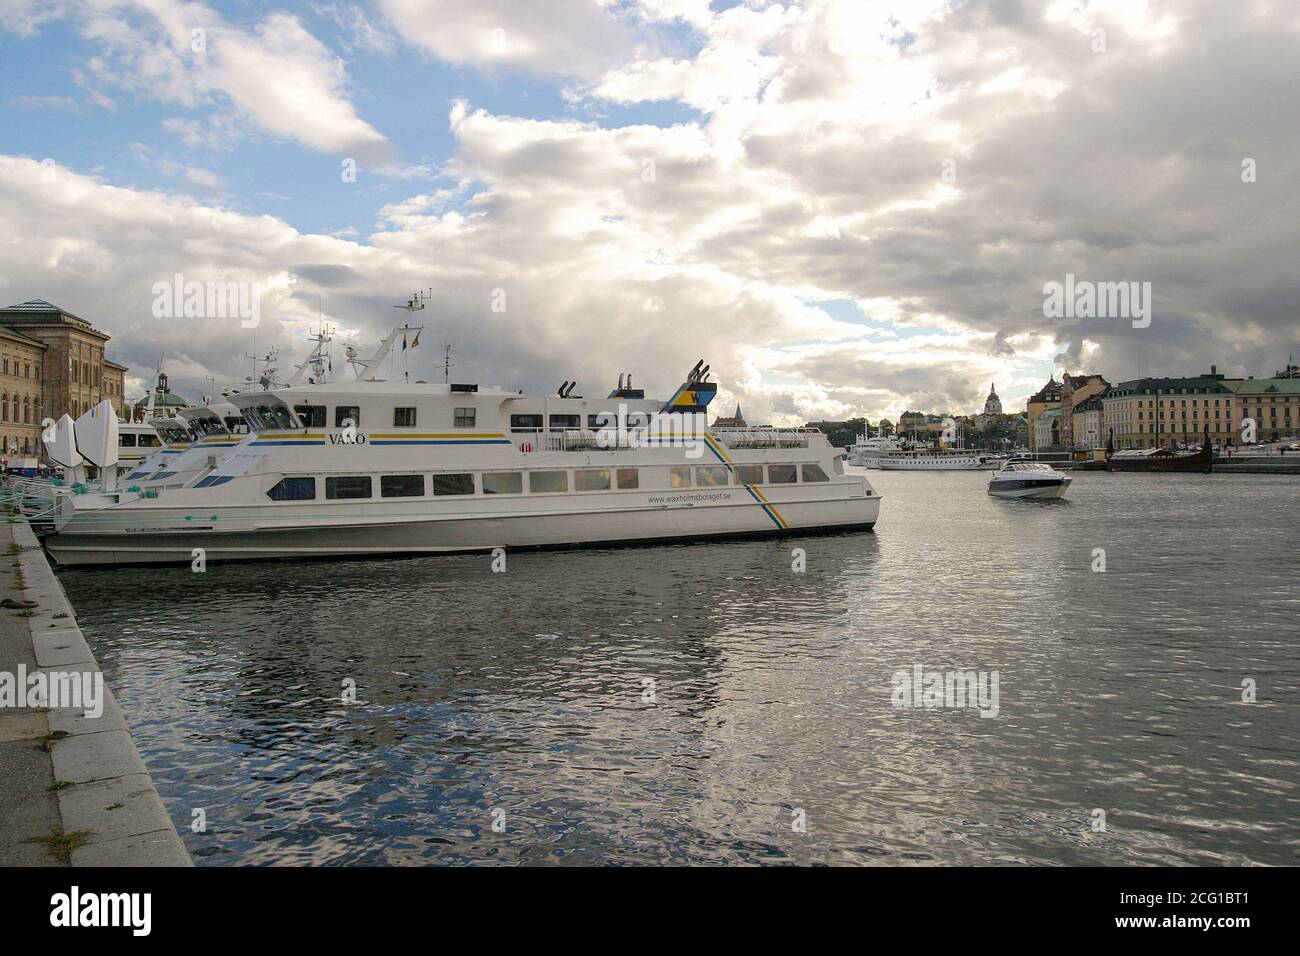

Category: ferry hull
[44, 495, 880, 566]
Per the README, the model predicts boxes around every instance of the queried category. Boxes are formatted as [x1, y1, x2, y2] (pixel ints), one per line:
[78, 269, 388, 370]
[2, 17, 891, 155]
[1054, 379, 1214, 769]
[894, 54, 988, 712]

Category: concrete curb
[11, 521, 192, 867]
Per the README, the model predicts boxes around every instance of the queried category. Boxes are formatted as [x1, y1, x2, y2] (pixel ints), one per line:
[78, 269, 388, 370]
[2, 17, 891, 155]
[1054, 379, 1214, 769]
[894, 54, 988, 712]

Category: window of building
[335, 406, 361, 428]
[267, 477, 316, 501]
[733, 464, 763, 485]
[574, 469, 610, 491]
[510, 414, 543, 430]
[294, 405, 326, 427]
[616, 467, 639, 490]
[381, 474, 424, 498]
[670, 466, 692, 488]
[326, 476, 372, 499]
[432, 473, 475, 495]
[529, 470, 568, 493]
[454, 407, 476, 428]
[482, 472, 522, 495]
[802, 463, 830, 482]
[393, 407, 417, 427]
[768, 464, 798, 483]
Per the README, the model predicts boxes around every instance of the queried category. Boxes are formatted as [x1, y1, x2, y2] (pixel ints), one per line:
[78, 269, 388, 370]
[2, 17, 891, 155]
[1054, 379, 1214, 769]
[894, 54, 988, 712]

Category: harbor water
[58, 470, 1300, 865]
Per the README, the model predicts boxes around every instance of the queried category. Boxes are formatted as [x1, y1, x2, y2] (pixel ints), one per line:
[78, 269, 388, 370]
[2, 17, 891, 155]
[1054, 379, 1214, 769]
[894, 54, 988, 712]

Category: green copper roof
[1228, 377, 1300, 395]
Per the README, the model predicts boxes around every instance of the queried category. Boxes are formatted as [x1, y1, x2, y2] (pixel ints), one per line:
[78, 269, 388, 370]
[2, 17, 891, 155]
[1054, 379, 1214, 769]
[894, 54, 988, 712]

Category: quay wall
[0, 519, 190, 866]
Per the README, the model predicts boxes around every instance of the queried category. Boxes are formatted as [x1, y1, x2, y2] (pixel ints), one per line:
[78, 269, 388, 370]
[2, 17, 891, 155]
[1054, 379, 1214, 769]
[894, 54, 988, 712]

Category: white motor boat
[987, 460, 1071, 499]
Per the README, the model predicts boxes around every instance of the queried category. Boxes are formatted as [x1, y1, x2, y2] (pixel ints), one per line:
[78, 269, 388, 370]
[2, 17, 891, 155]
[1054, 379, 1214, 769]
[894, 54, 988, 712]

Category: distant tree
[814, 417, 867, 448]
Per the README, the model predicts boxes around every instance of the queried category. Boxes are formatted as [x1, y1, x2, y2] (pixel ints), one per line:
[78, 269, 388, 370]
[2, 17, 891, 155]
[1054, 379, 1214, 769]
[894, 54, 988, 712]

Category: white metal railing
[713, 429, 812, 449]
[510, 428, 691, 453]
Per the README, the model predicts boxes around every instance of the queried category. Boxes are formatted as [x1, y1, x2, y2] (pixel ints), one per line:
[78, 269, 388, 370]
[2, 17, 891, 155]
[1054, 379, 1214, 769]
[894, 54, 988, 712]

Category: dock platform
[0, 519, 190, 866]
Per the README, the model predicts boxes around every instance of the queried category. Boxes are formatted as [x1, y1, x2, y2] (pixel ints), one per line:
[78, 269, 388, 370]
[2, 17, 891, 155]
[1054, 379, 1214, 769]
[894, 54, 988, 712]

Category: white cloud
[6, 0, 393, 164]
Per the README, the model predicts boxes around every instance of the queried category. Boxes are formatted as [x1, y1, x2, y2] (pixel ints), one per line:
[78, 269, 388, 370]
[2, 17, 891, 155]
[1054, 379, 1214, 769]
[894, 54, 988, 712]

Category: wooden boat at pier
[1105, 429, 1213, 474]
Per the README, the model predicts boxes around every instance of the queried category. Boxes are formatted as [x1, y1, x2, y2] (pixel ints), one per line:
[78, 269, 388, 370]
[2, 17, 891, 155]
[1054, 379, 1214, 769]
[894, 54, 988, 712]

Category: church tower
[983, 383, 1002, 416]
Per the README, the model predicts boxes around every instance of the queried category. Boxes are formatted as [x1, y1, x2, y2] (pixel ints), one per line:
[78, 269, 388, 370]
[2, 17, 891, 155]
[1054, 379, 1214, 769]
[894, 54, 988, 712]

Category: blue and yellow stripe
[702, 432, 788, 530]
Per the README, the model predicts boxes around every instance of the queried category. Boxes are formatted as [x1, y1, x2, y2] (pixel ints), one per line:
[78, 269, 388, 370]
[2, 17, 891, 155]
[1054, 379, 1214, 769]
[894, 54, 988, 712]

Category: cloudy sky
[1, 0, 1296, 423]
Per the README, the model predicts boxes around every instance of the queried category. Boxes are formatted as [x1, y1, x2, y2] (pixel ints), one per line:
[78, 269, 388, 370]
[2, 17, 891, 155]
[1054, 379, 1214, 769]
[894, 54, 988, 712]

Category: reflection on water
[59, 470, 1300, 865]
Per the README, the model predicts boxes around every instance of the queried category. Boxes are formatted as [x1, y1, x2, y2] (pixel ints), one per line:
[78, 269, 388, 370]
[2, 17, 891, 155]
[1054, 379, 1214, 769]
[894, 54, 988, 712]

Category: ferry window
[381, 474, 425, 497]
[529, 470, 568, 493]
[588, 413, 617, 429]
[801, 463, 830, 482]
[335, 406, 361, 428]
[454, 407, 476, 427]
[482, 472, 522, 495]
[616, 467, 639, 490]
[549, 414, 580, 430]
[326, 476, 372, 499]
[733, 464, 763, 485]
[670, 466, 692, 488]
[267, 477, 315, 501]
[258, 404, 295, 430]
[696, 465, 729, 487]
[627, 412, 651, 428]
[225, 416, 248, 434]
[138, 434, 161, 448]
[768, 464, 797, 483]
[294, 405, 326, 428]
[574, 468, 610, 491]
[510, 414, 543, 430]
[119, 433, 137, 447]
[394, 407, 417, 427]
[432, 473, 475, 496]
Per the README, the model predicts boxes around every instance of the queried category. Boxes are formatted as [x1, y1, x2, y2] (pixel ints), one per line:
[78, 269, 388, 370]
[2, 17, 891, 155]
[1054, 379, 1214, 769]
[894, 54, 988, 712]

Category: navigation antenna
[443, 344, 454, 384]
[392, 291, 427, 383]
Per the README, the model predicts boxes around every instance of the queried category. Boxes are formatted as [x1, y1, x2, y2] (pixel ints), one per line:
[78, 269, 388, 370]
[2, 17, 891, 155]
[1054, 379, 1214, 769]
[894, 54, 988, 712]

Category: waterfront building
[1070, 396, 1105, 450]
[127, 370, 192, 421]
[1027, 373, 1108, 451]
[1026, 377, 1061, 451]
[0, 325, 47, 457]
[711, 404, 747, 428]
[1100, 368, 1239, 449]
[0, 299, 131, 423]
[1033, 407, 1061, 449]
[1226, 376, 1300, 441]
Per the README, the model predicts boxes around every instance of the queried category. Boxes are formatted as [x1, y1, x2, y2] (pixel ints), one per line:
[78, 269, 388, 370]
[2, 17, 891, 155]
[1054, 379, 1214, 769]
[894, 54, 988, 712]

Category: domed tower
[983, 383, 1002, 416]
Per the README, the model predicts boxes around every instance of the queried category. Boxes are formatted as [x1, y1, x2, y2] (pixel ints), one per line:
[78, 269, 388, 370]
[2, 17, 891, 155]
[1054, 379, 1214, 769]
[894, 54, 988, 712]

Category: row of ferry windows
[266, 463, 831, 501]
[278, 405, 477, 429]
[251, 404, 653, 432]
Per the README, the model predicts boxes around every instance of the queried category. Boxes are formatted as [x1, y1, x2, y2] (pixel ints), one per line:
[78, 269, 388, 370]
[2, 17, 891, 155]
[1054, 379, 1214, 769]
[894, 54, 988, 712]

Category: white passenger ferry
[877, 448, 1004, 470]
[43, 359, 881, 566]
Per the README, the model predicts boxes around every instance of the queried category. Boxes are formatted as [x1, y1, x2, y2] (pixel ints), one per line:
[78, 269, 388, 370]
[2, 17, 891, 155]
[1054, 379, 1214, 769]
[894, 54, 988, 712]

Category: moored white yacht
[42, 342, 882, 566]
[847, 430, 914, 468]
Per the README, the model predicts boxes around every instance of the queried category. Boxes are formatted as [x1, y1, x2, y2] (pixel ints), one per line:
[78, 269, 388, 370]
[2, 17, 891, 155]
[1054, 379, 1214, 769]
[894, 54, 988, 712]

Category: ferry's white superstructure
[43, 363, 881, 566]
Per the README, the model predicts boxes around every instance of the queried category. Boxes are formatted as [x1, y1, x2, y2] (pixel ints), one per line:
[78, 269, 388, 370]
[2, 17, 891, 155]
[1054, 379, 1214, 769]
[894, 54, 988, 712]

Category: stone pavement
[0, 519, 190, 866]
